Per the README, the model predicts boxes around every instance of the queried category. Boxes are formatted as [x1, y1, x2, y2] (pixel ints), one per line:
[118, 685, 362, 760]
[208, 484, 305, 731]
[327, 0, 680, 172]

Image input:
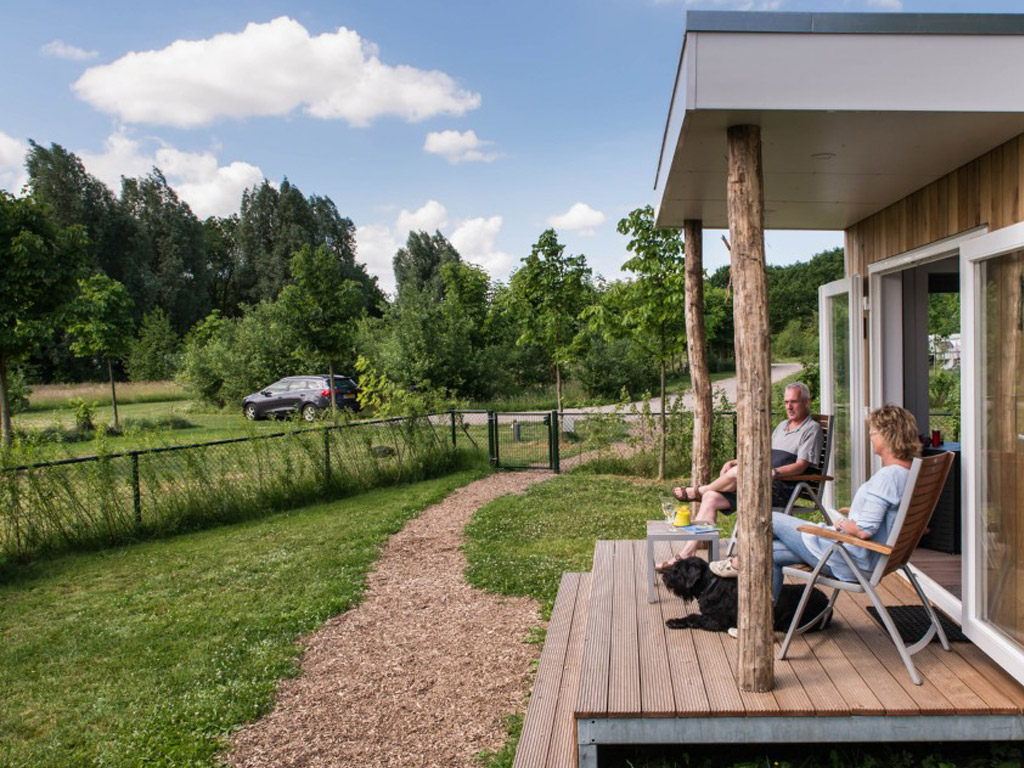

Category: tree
[605, 206, 686, 479]
[128, 307, 180, 381]
[277, 245, 363, 418]
[0, 191, 88, 445]
[393, 230, 461, 301]
[509, 229, 593, 412]
[68, 273, 136, 429]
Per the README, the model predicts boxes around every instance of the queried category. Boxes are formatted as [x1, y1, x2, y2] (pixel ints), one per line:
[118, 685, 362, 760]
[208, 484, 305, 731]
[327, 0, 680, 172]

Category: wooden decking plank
[547, 574, 591, 768]
[872, 580, 995, 713]
[825, 594, 923, 714]
[768, 652, 817, 715]
[608, 541, 641, 714]
[656, 540, 713, 716]
[778, 630, 848, 714]
[718, 628, 782, 714]
[630, 540, 677, 716]
[514, 572, 581, 768]
[838, 589, 956, 713]
[790, 629, 885, 715]
[957, 644, 1024, 710]
[576, 541, 614, 717]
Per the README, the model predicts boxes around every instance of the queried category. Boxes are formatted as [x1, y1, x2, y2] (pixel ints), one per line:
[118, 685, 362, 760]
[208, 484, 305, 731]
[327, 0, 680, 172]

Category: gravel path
[227, 470, 555, 768]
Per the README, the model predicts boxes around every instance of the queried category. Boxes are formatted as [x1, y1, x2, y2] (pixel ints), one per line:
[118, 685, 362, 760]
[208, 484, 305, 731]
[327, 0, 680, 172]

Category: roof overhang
[654, 12, 1024, 231]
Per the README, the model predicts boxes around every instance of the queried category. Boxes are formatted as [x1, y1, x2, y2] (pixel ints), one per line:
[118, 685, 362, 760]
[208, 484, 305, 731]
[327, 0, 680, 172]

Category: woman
[709, 404, 921, 603]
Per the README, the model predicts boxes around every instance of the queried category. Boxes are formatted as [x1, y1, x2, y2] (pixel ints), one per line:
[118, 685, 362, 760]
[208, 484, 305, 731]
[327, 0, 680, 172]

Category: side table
[646, 519, 721, 603]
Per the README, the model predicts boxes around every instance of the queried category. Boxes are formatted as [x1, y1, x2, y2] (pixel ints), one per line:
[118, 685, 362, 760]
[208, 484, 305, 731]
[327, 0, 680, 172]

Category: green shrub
[572, 336, 659, 401]
[127, 307, 180, 381]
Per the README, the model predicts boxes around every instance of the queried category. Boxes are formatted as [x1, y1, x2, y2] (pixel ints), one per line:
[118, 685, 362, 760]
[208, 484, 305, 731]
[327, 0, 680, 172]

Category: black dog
[660, 557, 833, 633]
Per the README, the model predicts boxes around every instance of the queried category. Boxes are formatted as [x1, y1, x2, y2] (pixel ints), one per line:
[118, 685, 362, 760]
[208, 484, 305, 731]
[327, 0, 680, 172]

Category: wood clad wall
[845, 133, 1024, 275]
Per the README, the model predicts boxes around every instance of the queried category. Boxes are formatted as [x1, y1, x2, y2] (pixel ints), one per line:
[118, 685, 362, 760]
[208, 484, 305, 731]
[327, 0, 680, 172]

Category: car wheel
[302, 404, 319, 422]
[244, 403, 259, 421]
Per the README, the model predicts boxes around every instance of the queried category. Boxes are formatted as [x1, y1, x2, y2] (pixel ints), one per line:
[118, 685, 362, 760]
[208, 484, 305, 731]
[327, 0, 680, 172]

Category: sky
[2, 0, 1022, 296]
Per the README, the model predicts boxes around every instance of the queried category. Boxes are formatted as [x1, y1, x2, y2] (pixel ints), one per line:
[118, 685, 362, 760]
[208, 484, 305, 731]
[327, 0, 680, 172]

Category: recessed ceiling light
[811, 152, 836, 160]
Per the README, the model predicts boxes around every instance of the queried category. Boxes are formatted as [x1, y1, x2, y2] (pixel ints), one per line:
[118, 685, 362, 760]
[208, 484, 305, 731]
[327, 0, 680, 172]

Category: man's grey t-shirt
[771, 417, 823, 471]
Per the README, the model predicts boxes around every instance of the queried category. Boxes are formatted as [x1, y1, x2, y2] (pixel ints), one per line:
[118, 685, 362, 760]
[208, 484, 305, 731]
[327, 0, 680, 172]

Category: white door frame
[960, 220, 1024, 684]
[865, 226, 987, 625]
[819, 276, 865, 509]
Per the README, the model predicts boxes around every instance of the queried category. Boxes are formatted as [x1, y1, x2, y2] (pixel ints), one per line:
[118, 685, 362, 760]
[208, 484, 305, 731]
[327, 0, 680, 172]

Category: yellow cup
[673, 506, 691, 527]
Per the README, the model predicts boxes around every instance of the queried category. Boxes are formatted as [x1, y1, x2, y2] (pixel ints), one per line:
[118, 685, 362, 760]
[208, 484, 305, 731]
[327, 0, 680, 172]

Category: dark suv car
[242, 375, 361, 421]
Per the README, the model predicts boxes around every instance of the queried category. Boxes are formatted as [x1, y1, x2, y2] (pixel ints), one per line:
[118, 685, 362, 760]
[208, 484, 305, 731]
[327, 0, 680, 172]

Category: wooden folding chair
[778, 451, 956, 685]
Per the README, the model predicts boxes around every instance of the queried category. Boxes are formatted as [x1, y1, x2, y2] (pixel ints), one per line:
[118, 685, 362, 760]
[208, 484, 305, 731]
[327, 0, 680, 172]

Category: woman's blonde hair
[869, 404, 921, 461]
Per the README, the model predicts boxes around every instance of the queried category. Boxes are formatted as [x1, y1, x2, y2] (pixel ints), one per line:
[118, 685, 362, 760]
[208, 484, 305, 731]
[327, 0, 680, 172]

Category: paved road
[571, 362, 803, 414]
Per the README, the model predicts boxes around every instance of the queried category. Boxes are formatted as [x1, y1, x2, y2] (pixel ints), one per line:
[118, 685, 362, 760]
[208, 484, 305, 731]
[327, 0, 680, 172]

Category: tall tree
[392, 230, 461, 301]
[68, 274, 136, 429]
[0, 191, 88, 445]
[604, 206, 686, 479]
[277, 245, 363, 418]
[510, 229, 593, 412]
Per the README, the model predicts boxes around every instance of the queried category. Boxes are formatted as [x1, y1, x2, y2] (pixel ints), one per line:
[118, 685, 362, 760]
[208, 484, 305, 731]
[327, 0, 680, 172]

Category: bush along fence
[0, 405, 744, 563]
[0, 413, 489, 562]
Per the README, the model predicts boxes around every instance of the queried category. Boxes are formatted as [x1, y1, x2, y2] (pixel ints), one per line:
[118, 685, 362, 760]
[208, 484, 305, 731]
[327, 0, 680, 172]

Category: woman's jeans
[771, 511, 832, 602]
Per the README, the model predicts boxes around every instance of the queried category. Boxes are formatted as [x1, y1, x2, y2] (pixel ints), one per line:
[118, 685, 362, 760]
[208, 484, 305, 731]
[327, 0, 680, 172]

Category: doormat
[866, 605, 967, 643]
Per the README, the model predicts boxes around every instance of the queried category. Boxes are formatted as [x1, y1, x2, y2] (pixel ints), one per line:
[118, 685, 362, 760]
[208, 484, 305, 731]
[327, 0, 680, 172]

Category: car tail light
[321, 389, 332, 397]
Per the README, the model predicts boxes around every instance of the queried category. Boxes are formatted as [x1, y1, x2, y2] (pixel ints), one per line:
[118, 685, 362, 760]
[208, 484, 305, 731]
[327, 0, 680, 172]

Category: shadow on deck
[514, 539, 1024, 768]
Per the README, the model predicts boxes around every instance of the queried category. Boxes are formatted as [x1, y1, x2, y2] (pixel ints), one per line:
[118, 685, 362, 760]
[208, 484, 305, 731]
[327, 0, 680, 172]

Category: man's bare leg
[656, 490, 734, 568]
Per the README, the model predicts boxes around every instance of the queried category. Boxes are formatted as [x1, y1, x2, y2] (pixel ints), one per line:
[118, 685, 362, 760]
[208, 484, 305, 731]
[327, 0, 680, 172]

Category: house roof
[654, 12, 1024, 230]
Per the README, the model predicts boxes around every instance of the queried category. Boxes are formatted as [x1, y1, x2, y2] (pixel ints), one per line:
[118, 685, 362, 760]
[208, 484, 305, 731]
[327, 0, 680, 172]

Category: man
[658, 382, 823, 567]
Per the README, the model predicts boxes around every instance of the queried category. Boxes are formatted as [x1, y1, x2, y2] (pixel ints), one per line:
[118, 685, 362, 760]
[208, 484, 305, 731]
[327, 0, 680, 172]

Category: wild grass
[1, 416, 487, 562]
[22, 380, 186, 410]
[0, 469, 485, 768]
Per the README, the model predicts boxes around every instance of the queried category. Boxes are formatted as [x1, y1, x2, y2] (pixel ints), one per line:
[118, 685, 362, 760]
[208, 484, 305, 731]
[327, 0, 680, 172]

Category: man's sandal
[672, 486, 702, 503]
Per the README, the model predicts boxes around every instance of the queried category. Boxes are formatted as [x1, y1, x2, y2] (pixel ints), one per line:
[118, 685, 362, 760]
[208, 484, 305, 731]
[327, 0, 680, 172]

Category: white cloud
[0, 131, 28, 194]
[40, 40, 99, 61]
[396, 200, 448, 234]
[547, 202, 606, 236]
[73, 17, 481, 128]
[865, 0, 902, 9]
[78, 129, 264, 218]
[663, 0, 781, 8]
[450, 216, 512, 274]
[356, 203, 511, 295]
[355, 224, 401, 295]
[423, 129, 497, 164]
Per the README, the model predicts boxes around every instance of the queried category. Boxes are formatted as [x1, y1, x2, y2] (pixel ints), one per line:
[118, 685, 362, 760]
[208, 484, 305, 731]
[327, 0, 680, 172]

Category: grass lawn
[463, 472, 1018, 768]
[0, 468, 485, 768]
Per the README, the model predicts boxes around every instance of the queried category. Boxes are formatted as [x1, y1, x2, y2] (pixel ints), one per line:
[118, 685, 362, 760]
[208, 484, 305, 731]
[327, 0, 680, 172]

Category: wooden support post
[684, 220, 712, 507]
[726, 124, 774, 692]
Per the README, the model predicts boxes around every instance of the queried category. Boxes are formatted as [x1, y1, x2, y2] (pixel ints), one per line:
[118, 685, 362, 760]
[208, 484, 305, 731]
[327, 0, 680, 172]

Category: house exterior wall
[845, 132, 1024, 275]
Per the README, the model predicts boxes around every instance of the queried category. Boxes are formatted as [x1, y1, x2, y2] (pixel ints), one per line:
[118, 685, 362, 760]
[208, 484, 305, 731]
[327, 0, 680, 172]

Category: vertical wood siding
[845, 134, 1024, 275]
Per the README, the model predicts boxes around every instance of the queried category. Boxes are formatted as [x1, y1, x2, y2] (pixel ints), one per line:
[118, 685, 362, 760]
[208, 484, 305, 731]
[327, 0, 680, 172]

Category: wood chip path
[227, 469, 556, 768]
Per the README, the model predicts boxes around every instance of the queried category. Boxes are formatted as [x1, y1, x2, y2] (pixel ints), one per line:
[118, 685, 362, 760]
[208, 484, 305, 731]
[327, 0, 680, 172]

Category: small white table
[646, 519, 721, 603]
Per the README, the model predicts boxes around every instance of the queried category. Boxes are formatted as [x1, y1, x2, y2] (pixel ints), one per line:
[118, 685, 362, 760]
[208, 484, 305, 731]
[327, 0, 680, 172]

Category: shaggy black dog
[660, 556, 833, 633]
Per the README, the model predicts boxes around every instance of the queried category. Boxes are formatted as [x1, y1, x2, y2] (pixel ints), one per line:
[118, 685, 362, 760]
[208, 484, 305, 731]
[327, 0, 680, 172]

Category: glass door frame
[818, 277, 865, 510]
[961, 220, 1024, 683]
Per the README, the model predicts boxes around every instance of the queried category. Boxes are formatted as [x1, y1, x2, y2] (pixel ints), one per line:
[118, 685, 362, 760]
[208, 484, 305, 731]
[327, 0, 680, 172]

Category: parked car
[242, 375, 361, 421]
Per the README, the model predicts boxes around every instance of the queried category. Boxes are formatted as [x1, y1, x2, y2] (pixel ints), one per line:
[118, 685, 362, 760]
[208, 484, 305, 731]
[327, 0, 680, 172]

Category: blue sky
[2, 0, 1022, 295]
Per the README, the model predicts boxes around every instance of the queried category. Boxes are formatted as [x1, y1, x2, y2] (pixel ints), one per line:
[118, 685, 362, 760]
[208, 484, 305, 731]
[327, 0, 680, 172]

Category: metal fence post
[550, 410, 560, 474]
[323, 426, 332, 487]
[450, 409, 457, 450]
[130, 453, 142, 528]
[487, 411, 497, 467]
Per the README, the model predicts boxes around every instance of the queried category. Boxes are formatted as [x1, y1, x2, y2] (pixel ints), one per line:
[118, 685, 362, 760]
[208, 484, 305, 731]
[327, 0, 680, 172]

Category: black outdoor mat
[866, 605, 967, 643]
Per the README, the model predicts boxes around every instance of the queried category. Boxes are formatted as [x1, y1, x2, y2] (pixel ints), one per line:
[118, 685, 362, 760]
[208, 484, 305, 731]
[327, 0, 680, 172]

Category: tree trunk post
[726, 124, 774, 692]
[684, 220, 712, 506]
[107, 358, 119, 430]
[658, 359, 666, 481]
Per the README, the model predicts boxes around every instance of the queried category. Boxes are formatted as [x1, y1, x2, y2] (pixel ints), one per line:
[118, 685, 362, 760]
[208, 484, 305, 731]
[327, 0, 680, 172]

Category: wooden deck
[515, 539, 1024, 768]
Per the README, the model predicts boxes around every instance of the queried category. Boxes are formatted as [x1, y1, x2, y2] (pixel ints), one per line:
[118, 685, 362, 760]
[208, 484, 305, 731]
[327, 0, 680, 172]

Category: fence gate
[488, 411, 559, 472]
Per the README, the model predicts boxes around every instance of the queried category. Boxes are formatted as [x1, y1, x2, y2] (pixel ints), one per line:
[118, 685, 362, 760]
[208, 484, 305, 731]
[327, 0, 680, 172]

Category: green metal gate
[488, 411, 560, 472]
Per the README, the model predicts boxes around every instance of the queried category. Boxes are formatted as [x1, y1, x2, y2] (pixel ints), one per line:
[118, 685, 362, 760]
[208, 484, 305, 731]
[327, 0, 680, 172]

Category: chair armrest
[786, 474, 833, 483]
[795, 524, 893, 555]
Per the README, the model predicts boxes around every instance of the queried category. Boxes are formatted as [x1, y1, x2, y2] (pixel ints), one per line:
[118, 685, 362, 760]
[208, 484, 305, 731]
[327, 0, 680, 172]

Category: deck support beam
[726, 123, 774, 692]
